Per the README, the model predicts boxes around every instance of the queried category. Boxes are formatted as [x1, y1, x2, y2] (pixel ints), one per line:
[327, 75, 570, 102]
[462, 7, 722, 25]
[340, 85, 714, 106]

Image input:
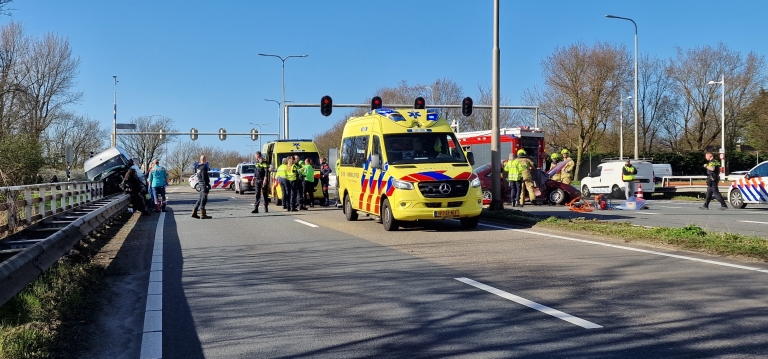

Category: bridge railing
[0, 181, 104, 234]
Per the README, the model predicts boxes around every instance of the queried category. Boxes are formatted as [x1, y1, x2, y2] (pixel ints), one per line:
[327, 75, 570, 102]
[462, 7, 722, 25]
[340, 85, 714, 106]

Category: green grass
[0, 250, 104, 359]
[480, 209, 768, 261]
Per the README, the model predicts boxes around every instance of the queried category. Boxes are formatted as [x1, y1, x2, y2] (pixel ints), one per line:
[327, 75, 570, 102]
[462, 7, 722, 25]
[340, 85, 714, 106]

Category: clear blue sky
[9, 0, 768, 155]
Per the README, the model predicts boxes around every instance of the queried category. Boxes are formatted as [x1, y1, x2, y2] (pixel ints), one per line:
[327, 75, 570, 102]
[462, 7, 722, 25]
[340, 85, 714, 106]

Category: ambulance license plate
[434, 210, 460, 218]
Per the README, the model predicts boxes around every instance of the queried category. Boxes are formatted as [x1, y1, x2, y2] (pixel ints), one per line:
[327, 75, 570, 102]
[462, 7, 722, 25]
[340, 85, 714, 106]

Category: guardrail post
[76, 183, 81, 206]
[52, 184, 58, 213]
[25, 188, 32, 224]
[62, 183, 69, 210]
[39, 185, 45, 217]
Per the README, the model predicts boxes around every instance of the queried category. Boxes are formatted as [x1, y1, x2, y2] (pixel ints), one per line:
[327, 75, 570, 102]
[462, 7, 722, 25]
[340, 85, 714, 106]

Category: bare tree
[42, 113, 108, 169]
[635, 55, 678, 155]
[0, 0, 13, 17]
[117, 115, 176, 171]
[744, 89, 768, 152]
[667, 43, 766, 152]
[524, 42, 632, 180]
[166, 141, 199, 182]
[0, 21, 30, 138]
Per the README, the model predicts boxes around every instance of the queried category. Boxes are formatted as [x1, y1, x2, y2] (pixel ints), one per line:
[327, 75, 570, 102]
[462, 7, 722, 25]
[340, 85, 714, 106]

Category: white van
[652, 163, 673, 184]
[580, 160, 655, 199]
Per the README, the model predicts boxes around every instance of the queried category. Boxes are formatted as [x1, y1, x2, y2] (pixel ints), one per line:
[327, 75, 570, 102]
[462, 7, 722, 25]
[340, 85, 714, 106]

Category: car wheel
[581, 185, 591, 198]
[482, 188, 492, 202]
[548, 188, 566, 205]
[229, 183, 234, 191]
[729, 190, 747, 209]
[344, 193, 358, 221]
[611, 185, 623, 199]
[460, 216, 480, 229]
[381, 198, 399, 231]
[194, 183, 201, 192]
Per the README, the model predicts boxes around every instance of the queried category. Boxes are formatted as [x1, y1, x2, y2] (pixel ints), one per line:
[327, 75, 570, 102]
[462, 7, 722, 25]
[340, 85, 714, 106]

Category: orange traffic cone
[636, 184, 644, 200]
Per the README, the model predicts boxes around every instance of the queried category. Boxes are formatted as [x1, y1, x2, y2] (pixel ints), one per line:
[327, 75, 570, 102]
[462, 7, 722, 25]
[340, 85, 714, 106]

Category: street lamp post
[708, 75, 726, 175]
[258, 53, 308, 140]
[112, 76, 118, 147]
[265, 99, 291, 140]
[489, 0, 503, 211]
[249, 122, 269, 151]
[619, 96, 632, 160]
[606, 15, 639, 160]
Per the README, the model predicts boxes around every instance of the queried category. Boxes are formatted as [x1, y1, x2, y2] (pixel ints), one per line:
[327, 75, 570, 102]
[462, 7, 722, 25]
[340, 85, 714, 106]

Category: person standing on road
[549, 153, 562, 182]
[335, 157, 341, 207]
[302, 158, 316, 208]
[285, 157, 299, 212]
[559, 149, 574, 184]
[504, 153, 522, 207]
[148, 159, 169, 212]
[319, 158, 331, 206]
[192, 155, 212, 219]
[622, 160, 638, 199]
[517, 149, 535, 207]
[251, 151, 270, 214]
[276, 158, 289, 210]
[700, 152, 728, 211]
[122, 168, 149, 215]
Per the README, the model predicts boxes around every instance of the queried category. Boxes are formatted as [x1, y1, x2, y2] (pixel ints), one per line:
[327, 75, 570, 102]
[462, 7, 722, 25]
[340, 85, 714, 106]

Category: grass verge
[480, 208, 768, 262]
[0, 212, 127, 359]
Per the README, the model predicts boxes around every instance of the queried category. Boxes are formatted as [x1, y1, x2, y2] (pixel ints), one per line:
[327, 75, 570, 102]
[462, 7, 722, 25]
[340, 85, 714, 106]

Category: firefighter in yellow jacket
[559, 149, 574, 184]
[549, 153, 562, 182]
[517, 149, 536, 207]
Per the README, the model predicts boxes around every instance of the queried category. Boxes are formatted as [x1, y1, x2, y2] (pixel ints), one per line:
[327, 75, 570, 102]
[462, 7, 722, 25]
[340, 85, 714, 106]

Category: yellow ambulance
[263, 139, 324, 206]
[333, 97, 482, 231]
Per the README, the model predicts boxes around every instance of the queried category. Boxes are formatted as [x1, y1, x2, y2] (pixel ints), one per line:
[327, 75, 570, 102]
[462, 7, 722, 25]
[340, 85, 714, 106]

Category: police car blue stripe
[759, 182, 768, 202]
[751, 181, 766, 202]
[738, 183, 755, 202]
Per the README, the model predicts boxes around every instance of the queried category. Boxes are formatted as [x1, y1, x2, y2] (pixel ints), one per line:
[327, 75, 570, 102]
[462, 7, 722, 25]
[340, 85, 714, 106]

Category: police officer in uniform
[251, 151, 270, 214]
[192, 155, 212, 219]
[700, 151, 728, 210]
[319, 158, 331, 206]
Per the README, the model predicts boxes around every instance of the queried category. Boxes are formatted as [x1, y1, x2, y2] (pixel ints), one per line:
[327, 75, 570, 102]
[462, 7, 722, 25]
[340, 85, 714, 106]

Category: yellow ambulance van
[331, 97, 482, 231]
[263, 139, 323, 205]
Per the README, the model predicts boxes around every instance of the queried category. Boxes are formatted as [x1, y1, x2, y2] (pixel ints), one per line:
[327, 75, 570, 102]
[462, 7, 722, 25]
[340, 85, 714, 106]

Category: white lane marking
[140, 212, 164, 359]
[455, 277, 602, 329]
[477, 222, 768, 274]
[642, 212, 659, 215]
[740, 220, 768, 225]
[295, 219, 319, 228]
[659, 206, 682, 209]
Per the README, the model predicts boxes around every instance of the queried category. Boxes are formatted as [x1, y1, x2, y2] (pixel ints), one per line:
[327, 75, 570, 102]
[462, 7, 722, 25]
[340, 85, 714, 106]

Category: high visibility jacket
[706, 160, 721, 182]
[303, 164, 315, 182]
[505, 159, 521, 181]
[285, 164, 298, 181]
[276, 164, 287, 179]
[335, 159, 341, 177]
[560, 158, 574, 179]
[254, 160, 269, 179]
[622, 165, 637, 181]
[517, 157, 535, 181]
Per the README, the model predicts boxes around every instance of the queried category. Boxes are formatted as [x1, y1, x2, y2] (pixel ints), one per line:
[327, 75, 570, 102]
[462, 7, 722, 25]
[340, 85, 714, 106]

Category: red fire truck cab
[456, 127, 546, 169]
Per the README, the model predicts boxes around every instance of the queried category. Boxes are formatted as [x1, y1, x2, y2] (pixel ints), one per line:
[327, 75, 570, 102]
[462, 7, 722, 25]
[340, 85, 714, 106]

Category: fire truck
[455, 127, 546, 169]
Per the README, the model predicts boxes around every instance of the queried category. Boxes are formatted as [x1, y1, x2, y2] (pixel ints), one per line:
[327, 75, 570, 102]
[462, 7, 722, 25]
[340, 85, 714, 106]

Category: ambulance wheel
[581, 185, 591, 198]
[548, 188, 566, 205]
[381, 198, 399, 231]
[460, 216, 480, 229]
[611, 185, 623, 199]
[729, 190, 747, 209]
[344, 194, 358, 221]
[194, 184, 201, 192]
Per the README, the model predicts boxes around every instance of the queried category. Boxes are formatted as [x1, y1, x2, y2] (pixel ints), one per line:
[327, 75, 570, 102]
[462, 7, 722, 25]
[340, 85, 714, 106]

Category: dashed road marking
[455, 277, 602, 329]
[740, 220, 768, 225]
[295, 219, 319, 228]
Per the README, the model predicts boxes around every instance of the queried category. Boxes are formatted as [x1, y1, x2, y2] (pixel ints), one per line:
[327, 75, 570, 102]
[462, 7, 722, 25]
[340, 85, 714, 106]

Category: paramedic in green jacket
[302, 158, 316, 208]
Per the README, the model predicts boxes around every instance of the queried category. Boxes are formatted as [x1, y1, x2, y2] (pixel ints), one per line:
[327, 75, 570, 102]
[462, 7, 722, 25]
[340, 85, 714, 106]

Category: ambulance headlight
[392, 179, 414, 190]
[469, 174, 481, 188]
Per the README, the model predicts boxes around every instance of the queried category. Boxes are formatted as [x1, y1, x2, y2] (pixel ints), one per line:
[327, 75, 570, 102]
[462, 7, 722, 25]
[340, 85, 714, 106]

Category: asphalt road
[154, 186, 768, 358]
[510, 197, 768, 239]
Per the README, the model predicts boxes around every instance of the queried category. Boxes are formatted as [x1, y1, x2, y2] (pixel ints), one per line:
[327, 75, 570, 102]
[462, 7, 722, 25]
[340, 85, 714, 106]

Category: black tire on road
[460, 216, 480, 229]
[729, 189, 747, 209]
[581, 185, 591, 198]
[344, 193, 358, 221]
[548, 188, 566, 205]
[381, 198, 399, 231]
[611, 185, 623, 199]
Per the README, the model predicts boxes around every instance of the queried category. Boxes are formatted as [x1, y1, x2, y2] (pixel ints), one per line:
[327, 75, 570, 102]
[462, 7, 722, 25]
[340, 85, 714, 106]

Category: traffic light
[371, 96, 382, 110]
[414, 97, 425, 109]
[250, 128, 259, 141]
[461, 97, 473, 116]
[218, 128, 227, 141]
[190, 127, 198, 141]
[320, 95, 333, 116]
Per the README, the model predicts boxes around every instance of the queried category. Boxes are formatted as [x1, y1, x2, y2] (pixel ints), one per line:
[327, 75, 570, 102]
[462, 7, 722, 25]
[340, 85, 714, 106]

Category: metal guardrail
[661, 175, 708, 187]
[0, 193, 129, 307]
[1, 181, 104, 234]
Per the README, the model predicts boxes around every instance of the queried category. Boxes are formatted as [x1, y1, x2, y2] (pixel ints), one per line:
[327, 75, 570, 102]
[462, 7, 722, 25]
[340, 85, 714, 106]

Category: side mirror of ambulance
[370, 154, 382, 169]
[466, 152, 475, 166]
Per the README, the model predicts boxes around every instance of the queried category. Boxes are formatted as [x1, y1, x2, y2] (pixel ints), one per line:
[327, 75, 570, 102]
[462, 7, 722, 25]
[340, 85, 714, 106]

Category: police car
[188, 170, 235, 192]
[727, 160, 768, 209]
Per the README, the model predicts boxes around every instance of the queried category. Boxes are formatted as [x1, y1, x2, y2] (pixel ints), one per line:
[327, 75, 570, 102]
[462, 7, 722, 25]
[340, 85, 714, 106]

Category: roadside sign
[115, 123, 137, 130]
[719, 153, 725, 160]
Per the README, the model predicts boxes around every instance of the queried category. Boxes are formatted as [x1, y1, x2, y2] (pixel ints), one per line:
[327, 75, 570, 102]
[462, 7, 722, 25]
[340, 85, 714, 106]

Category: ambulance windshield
[384, 133, 467, 165]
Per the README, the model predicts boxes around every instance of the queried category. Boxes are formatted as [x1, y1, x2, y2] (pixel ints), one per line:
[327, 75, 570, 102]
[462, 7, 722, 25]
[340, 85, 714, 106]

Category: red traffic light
[320, 95, 333, 116]
[414, 97, 425, 109]
[461, 97, 473, 116]
[371, 96, 382, 110]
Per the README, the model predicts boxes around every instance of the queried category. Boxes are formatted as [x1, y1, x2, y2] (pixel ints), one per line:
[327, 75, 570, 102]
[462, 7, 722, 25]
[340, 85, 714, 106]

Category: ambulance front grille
[418, 180, 469, 198]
